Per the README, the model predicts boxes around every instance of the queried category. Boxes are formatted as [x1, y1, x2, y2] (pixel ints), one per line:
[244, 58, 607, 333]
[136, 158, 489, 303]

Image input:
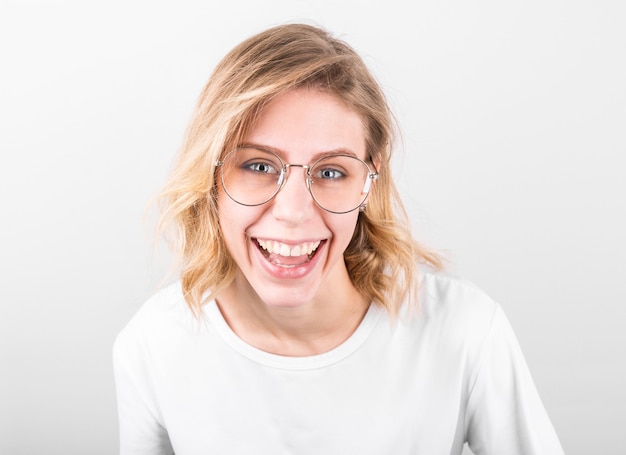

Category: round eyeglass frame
[215, 146, 379, 214]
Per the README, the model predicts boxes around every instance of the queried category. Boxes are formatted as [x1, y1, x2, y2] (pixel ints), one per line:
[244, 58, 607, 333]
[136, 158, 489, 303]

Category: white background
[1, 1, 624, 454]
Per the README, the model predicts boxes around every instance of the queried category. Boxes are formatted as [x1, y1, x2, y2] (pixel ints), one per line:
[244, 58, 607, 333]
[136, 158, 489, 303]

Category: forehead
[244, 88, 367, 161]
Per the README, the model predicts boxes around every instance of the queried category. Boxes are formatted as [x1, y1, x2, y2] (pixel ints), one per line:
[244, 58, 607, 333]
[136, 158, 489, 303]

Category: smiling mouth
[255, 238, 323, 267]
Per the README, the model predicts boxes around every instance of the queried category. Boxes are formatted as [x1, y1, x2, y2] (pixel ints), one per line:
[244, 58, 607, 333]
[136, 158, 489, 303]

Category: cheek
[326, 213, 360, 247]
[217, 191, 264, 251]
[217, 193, 247, 245]
[218, 186, 245, 225]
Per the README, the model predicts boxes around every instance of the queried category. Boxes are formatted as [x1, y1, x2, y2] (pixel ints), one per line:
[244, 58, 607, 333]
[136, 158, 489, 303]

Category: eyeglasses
[216, 146, 378, 214]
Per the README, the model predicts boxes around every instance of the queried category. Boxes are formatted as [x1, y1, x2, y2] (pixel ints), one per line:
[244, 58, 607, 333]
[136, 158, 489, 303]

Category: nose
[270, 166, 316, 226]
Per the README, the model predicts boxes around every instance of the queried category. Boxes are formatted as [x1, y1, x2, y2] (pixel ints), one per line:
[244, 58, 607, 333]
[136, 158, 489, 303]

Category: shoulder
[405, 269, 502, 356]
[417, 269, 499, 323]
[113, 281, 194, 357]
[121, 281, 189, 330]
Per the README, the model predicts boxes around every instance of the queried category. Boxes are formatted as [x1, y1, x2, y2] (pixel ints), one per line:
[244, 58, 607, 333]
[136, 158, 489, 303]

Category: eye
[244, 161, 280, 174]
[315, 167, 345, 179]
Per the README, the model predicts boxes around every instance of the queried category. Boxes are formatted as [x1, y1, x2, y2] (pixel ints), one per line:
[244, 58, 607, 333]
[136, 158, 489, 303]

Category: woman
[114, 23, 564, 454]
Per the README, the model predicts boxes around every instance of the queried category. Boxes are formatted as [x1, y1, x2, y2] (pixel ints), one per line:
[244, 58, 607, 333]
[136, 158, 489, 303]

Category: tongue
[267, 252, 311, 267]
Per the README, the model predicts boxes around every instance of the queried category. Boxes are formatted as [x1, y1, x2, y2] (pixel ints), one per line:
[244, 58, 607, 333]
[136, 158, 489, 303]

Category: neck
[215, 273, 370, 357]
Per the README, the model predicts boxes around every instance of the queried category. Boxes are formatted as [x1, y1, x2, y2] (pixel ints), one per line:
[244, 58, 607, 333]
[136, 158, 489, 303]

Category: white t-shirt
[113, 271, 564, 454]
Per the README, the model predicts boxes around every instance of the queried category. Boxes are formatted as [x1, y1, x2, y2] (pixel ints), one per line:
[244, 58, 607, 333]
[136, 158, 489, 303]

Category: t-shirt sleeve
[113, 330, 175, 455]
[465, 305, 565, 454]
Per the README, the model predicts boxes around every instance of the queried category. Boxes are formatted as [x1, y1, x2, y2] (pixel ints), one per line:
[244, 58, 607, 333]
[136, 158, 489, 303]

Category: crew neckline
[203, 299, 384, 370]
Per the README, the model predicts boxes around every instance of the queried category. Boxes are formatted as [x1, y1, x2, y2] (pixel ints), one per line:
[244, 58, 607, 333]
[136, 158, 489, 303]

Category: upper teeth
[257, 239, 321, 257]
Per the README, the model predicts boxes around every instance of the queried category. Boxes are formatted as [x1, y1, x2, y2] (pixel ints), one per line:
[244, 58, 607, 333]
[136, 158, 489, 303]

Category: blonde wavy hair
[157, 23, 442, 316]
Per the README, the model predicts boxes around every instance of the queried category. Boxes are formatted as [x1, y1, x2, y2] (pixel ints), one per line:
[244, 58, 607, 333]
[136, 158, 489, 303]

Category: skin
[216, 88, 371, 356]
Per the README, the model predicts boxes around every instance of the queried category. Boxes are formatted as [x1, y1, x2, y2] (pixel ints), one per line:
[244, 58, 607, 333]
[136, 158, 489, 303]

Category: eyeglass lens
[219, 147, 372, 213]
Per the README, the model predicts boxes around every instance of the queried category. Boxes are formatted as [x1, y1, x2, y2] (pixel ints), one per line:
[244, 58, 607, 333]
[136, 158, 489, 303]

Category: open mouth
[254, 238, 323, 267]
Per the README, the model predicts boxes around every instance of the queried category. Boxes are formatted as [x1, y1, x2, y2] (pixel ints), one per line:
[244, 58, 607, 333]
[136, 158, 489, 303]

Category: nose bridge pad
[300, 165, 313, 195]
[305, 172, 313, 194]
[277, 167, 286, 189]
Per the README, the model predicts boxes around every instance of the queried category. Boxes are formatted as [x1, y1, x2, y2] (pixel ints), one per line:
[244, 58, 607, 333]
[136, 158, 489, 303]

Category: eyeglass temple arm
[362, 171, 378, 193]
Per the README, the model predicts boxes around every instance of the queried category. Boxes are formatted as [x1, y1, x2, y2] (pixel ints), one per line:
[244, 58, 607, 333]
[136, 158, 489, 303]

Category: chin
[254, 284, 321, 310]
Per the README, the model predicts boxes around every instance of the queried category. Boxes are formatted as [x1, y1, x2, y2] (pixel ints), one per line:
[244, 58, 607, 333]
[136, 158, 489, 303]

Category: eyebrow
[239, 143, 361, 162]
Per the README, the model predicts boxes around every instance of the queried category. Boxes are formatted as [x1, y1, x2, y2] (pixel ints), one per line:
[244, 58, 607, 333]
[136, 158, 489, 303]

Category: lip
[251, 237, 327, 280]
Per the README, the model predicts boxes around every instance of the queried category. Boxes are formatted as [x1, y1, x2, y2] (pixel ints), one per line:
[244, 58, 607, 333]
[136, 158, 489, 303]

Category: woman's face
[217, 88, 367, 309]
